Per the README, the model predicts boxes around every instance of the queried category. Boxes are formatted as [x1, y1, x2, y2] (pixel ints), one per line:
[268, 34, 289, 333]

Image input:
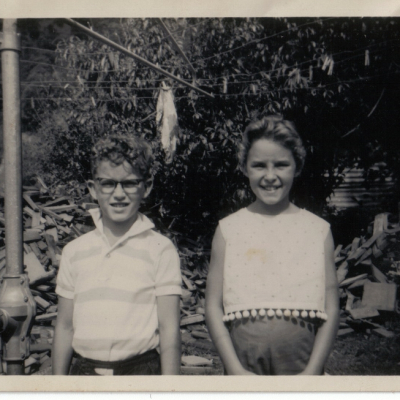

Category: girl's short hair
[238, 115, 306, 175]
[90, 134, 154, 179]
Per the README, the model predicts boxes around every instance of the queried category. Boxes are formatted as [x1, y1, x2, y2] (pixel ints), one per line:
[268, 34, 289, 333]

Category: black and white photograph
[0, 0, 400, 393]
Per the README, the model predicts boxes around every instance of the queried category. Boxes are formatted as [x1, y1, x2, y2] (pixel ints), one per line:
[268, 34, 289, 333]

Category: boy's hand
[52, 296, 74, 375]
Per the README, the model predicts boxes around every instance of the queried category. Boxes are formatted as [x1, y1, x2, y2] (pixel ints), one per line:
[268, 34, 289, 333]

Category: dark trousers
[70, 349, 161, 375]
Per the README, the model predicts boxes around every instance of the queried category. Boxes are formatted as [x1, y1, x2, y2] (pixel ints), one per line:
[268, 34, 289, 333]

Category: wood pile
[179, 263, 218, 373]
[336, 212, 400, 339]
[0, 180, 96, 375]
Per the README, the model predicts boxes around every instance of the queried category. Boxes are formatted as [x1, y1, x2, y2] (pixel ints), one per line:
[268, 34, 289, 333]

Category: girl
[205, 115, 339, 375]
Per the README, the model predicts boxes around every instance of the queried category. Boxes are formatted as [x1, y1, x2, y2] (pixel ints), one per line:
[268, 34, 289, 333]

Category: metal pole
[0, 18, 24, 375]
[1, 19, 23, 277]
[64, 18, 214, 99]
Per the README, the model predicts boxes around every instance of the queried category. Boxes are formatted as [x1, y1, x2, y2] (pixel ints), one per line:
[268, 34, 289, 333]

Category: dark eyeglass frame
[92, 177, 145, 194]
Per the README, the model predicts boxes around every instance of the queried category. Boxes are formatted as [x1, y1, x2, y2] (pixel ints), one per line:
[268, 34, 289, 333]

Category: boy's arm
[52, 296, 74, 375]
[299, 230, 340, 375]
[157, 294, 181, 375]
[205, 226, 255, 375]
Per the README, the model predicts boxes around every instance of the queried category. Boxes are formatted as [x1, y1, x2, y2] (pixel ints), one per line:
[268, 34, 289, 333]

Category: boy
[52, 135, 182, 375]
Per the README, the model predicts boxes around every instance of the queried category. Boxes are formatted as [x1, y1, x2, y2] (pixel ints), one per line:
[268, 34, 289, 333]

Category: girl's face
[245, 138, 297, 211]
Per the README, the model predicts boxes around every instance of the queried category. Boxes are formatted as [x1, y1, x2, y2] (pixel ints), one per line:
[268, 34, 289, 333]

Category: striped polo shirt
[56, 208, 182, 362]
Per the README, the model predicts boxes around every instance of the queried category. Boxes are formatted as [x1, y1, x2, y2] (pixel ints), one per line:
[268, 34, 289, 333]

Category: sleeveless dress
[219, 207, 330, 375]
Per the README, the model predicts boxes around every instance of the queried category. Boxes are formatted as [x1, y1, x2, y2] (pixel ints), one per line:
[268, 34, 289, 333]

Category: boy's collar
[88, 207, 155, 238]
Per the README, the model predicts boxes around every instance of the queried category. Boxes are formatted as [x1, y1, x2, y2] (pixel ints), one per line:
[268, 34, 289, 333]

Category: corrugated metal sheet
[327, 168, 395, 209]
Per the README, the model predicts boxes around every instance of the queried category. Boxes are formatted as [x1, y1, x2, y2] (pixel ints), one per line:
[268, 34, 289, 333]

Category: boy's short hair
[238, 115, 306, 175]
[90, 134, 154, 179]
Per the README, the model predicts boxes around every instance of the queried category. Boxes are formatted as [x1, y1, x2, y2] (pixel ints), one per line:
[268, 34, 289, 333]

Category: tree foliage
[21, 17, 400, 250]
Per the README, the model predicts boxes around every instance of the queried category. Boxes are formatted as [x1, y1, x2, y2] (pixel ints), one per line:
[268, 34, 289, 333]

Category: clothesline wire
[18, 37, 398, 88]
[5, 70, 398, 103]
[17, 63, 399, 92]
[15, 47, 397, 94]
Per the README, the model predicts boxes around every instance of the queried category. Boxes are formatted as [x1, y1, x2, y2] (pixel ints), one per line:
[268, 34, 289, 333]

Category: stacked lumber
[179, 259, 221, 373]
[0, 180, 96, 375]
[336, 212, 400, 339]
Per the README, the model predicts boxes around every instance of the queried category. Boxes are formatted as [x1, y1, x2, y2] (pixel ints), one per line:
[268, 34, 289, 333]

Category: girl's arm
[157, 294, 181, 375]
[205, 226, 255, 375]
[299, 229, 340, 375]
[52, 296, 74, 375]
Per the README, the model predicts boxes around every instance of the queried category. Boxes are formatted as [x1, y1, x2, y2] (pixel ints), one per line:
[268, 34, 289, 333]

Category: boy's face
[88, 160, 151, 229]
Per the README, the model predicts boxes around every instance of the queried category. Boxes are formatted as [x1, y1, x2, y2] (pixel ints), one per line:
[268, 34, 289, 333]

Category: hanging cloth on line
[156, 83, 179, 164]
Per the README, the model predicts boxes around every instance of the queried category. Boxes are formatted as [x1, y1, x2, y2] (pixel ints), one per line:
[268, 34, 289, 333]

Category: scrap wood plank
[44, 215, 56, 227]
[347, 247, 367, 262]
[46, 204, 77, 213]
[43, 196, 70, 207]
[30, 343, 52, 352]
[339, 273, 369, 288]
[35, 312, 57, 322]
[348, 278, 370, 290]
[31, 269, 56, 286]
[182, 274, 195, 291]
[376, 233, 388, 249]
[23, 206, 36, 218]
[351, 237, 361, 252]
[24, 252, 46, 284]
[45, 227, 58, 244]
[29, 242, 42, 258]
[43, 234, 59, 267]
[362, 232, 386, 251]
[337, 328, 354, 337]
[38, 206, 64, 221]
[59, 213, 74, 223]
[34, 296, 51, 310]
[181, 355, 213, 367]
[349, 307, 379, 320]
[37, 240, 47, 251]
[180, 314, 205, 326]
[355, 248, 373, 265]
[334, 244, 343, 259]
[191, 330, 210, 340]
[361, 282, 397, 311]
[24, 356, 39, 368]
[58, 225, 71, 235]
[372, 327, 395, 338]
[23, 194, 39, 211]
[23, 229, 42, 243]
[345, 290, 356, 311]
[371, 263, 388, 283]
[373, 213, 390, 236]
[31, 211, 42, 228]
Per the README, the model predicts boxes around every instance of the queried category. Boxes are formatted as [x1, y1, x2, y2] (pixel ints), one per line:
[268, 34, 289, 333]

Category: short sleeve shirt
[219, 207, 330, 315]
[56, 209, 182, 362]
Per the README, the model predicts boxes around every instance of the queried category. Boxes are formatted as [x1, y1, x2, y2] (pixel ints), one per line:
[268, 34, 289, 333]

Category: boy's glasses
[94, 178, 145, 194]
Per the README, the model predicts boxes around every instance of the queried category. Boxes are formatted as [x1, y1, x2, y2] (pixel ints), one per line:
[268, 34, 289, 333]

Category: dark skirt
[228, 315, 318, 375]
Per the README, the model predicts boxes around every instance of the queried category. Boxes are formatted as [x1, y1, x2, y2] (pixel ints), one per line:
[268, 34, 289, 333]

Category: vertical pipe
[1, 19, 23, 277]
[1, 19, 24, 375]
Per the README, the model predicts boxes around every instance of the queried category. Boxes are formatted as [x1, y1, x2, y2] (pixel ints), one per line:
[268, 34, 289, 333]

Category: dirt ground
[31, 317, 400, 376]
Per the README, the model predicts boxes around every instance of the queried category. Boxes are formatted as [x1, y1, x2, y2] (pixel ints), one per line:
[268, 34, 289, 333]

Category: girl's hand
[297, 366, 323, 375]
[231, 366, 257, 375]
